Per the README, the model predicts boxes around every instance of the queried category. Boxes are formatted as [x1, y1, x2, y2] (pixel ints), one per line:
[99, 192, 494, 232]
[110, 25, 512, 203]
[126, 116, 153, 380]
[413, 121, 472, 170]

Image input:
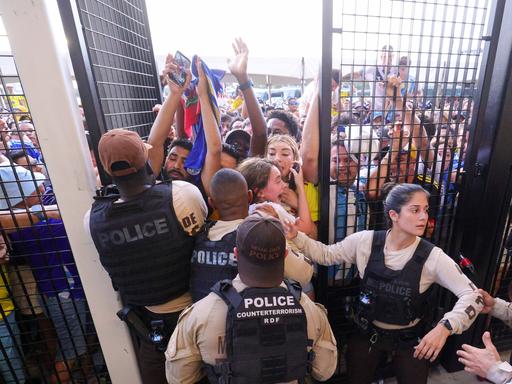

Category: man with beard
[164, 138, 192, 182]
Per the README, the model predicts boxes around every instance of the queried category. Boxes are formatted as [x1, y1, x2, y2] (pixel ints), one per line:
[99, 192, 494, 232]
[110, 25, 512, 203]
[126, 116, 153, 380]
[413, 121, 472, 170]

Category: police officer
[166, 214, 337, 383]
[285, 183, 484, 384]
[190, 168, 250, 302]
[85, 129, 207, 384]
[191, 168, 314, 302]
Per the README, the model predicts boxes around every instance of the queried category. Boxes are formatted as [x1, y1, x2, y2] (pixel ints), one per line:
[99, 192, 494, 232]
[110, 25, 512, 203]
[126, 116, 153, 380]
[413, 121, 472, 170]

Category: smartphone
[168, 51, 191, 87]
[288, 163, 300, 191]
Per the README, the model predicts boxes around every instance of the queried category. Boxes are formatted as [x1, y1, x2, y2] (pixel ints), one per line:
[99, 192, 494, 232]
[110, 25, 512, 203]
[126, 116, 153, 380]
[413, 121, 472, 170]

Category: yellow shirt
[304, 182, 320, 222]
[0, 265, 14, 319]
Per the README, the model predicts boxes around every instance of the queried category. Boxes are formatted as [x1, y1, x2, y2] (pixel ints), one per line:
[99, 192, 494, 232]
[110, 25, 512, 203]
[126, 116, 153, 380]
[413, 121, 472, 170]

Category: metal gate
[317, 0, 512, 380]
[58, 0, 162, 186]
[0, 16, 110, 384]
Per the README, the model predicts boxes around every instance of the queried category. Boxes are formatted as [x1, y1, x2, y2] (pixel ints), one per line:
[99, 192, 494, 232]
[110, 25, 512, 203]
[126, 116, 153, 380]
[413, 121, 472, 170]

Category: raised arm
[300, 84, 320, 184]
[147, 53, 191, 175]
[387, 76, 434, 164]
[341, 69, 364, 82]
[0, 205, 60, 232]
[196, 57, 222, 198]
[366, 121, 405, 200]
[228, 38, 267, 157]
[290, 166, 314, 236]
[284, 221, 360, 267]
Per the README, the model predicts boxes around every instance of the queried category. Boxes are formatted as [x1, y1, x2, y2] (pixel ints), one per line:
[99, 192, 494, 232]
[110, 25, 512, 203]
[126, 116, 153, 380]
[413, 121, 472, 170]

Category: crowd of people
[0, 36, 511, 384]
[84, 39, 509, 384]
[0, 87, 101, 381]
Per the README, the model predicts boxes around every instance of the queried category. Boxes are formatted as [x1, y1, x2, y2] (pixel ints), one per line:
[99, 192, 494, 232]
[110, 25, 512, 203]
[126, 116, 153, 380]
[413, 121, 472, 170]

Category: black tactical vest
[206, 279, 313, 384]
[89, 183, 194, 306]
[190, 222, 238, 303]
[357, 230, 434, 327]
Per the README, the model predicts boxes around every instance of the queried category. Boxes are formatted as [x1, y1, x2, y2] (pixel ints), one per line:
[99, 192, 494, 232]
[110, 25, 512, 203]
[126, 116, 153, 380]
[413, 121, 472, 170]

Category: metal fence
[0, 18, 110, 384]
[489, 209, 512, 351]
[58, 0, 162, 186]
[317, 0, 496, 381]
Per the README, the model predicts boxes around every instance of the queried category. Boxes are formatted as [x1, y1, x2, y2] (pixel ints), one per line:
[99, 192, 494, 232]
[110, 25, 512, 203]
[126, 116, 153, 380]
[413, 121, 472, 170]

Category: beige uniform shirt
[292, 230, 484, 333]
[165, 275, 338, 384]
[491, 298, 512, 328]
[84, 180, 207, 313]
[485, 299, 512, 383]
[209, 217, 314, 288]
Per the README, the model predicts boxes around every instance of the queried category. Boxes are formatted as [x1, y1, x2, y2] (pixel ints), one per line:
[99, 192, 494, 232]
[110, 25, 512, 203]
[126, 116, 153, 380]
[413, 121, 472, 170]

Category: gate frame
[0, 1, 141, 382]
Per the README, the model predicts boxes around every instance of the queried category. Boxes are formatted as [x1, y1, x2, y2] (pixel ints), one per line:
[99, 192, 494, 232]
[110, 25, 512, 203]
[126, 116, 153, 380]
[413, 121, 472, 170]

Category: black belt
[366, 321, 425, 350]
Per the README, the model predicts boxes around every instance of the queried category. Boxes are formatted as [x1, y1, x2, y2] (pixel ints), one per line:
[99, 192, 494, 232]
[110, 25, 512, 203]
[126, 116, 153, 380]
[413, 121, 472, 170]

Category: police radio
[354, 289, 375, 331]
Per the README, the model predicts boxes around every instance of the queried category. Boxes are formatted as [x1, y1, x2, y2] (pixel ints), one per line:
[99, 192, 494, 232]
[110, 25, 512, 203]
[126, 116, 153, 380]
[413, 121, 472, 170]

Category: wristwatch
[439, 319, 453, 332]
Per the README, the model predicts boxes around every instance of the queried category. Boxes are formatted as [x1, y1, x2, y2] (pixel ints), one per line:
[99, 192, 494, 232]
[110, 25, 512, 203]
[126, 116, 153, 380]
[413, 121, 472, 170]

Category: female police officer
[284, 183, 483, 384]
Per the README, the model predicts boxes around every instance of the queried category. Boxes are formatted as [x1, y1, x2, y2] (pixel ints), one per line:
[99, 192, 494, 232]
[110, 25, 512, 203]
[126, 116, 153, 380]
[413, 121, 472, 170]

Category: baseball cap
[236, 214, 286, 287]
[344, 125, 380, 165]
[98, 129, 152, 177]
[225, 129, 251, 146]
[0, 162, 45, 209]
[225, 129, 251, 158]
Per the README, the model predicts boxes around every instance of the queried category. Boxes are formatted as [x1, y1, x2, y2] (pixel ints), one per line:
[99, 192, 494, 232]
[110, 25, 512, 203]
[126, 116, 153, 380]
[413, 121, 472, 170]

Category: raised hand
[227, 38, 249, 82]
[478, 289, 496, 314]
[162, 53, 191, 96]
[457, 332, 500, 378]
[388, 121, 410, 153]
[195, 56, 208, 98]
[386, 75, 401, 97]
[283, 217, 301, 240]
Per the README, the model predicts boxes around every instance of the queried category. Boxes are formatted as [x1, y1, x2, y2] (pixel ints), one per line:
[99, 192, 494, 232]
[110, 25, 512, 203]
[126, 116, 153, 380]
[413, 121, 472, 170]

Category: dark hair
[266, 110, 299, 139]
[332, 69, 341, 86]
[331, 138, 347, 148]
[9, 150, 26, 163]
[399, 56, 411, 66]
[229, 117, 244, 130]
[220, 113, 233, 125]
[339, 112, 358, 125]
[222, 143, 240, 162]
[383, 183, 430, 228]
[169, 138, 193, 152]
[419, 114, 436, 139]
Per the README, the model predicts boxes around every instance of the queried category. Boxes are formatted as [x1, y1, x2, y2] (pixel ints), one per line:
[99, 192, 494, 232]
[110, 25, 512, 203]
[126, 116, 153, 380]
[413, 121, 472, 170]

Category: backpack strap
[369, 230, 387, 263]
[211, 279, 242, 309]
[412, 238, 435, 265]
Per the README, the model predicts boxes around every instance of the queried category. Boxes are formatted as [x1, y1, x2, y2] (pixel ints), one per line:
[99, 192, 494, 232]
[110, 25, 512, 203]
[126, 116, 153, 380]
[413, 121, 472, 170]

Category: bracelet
[238, 79, 253, 91]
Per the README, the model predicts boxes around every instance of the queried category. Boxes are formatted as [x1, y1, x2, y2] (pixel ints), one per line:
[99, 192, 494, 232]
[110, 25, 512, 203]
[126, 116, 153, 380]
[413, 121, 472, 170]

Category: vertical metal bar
[317, 0, 333, 304]
[57, 0, 110, 186]
[0, 1, 141, 382]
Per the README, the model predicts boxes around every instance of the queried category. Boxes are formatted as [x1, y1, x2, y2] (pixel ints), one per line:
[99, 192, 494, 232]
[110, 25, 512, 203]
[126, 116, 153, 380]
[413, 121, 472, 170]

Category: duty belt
[365, 321, 425, 351]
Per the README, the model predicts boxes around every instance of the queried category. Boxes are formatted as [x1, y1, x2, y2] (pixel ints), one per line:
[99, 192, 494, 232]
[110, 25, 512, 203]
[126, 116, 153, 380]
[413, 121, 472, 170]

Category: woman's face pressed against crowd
[259, 166, 286, 203]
